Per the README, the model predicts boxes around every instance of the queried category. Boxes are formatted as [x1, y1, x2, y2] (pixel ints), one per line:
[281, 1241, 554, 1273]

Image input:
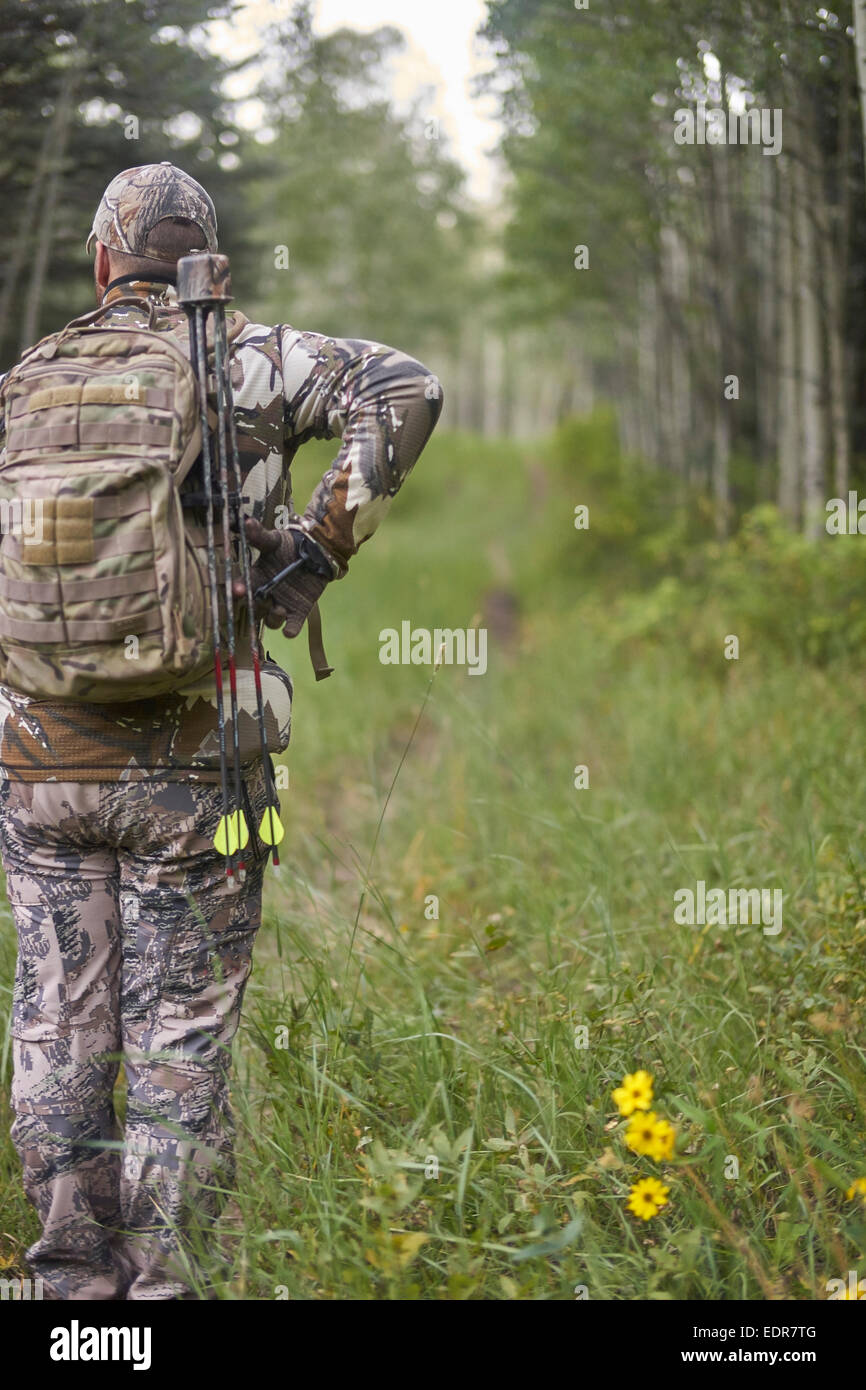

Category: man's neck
[101, 276, 178, 308]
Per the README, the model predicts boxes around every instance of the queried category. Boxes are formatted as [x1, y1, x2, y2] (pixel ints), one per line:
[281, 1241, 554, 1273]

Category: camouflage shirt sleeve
[277, 330, 444, 576]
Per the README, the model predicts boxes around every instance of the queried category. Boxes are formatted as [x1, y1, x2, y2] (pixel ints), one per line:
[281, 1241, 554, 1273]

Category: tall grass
[2, 420, 866, 1298]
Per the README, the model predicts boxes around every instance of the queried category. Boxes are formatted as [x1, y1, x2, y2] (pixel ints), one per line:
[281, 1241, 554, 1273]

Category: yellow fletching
[214, 817, 235, 858]
[214, 810, 249, 857]
[258, 806, 285, 847]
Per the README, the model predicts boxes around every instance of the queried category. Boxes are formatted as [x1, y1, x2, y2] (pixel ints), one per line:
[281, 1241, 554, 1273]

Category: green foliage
[480, 0, 866, 493]
[241, 3, 478, 353]
[2, 0, 866, 1302]
[0, 0, 252, 368]
[3, 419, 866, 1297]
[229, 418, 866, 1299]
[6, 420, 861, 1299]
[535, 416, 866, 666]
[0, 0, 477, 373]
[542, 412, 705, 591]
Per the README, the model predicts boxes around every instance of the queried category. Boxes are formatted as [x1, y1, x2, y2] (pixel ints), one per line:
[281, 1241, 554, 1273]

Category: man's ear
[94, 241, 111, 297]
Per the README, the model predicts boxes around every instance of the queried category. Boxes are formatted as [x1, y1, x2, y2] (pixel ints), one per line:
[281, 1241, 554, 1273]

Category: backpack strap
[306, 601, 334, 680]
[17, 298, 158, 368]
[64, 296, 157, 331]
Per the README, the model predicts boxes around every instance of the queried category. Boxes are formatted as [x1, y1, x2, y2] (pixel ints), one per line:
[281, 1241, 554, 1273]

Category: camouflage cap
[86, 162, 218, 258]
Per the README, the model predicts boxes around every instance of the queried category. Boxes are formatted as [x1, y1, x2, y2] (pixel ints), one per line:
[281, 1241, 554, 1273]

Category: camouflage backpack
[0, 298, 244, 702]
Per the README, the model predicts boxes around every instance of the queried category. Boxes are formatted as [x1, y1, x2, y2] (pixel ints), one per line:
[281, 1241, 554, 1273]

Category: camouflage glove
[236, 517, 335, 637]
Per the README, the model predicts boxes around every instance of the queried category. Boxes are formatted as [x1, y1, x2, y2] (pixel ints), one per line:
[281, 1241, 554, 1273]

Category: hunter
[0, 162, 442, 1299]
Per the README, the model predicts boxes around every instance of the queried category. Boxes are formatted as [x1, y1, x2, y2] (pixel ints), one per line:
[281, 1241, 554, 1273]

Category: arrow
[213, 322, 247, 877]
[258, 804, 285, 852]
[188, 304, 235, 878]
[218, 310, 285, 869]
[214, 809, 250, 858]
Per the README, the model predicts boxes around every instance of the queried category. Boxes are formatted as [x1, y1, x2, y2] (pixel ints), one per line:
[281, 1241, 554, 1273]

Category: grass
[2, 419, 866, 1299]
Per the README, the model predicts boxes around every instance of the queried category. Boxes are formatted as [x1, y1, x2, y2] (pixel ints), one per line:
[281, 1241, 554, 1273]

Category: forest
[2, 0, 866, 1307]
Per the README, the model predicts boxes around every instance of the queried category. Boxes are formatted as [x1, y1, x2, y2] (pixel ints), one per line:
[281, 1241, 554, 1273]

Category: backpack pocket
[0, 459, 215, 701]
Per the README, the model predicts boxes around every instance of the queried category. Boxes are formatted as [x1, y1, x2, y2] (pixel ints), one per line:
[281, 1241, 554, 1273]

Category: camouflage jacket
[0, 281, 443, 782]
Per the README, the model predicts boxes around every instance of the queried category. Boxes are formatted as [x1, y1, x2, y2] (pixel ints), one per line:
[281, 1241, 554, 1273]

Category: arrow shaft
[217, 313, 282, 866]
[189, 306, 234, 877]
[212, 311, 247, 875]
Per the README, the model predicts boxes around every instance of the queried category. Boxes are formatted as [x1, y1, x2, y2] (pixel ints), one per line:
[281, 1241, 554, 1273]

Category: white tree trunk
[821, 223, 849, 498]
[660, 225, 691, 477]
[708, 150, 734, 535]
[853, 0, 866, 198]
[824, 55, 852, 497]
[776, 162, 800, 524]
[795, 134, 826, 540]
[757, 154, 778, 474]
[637, 275, 659, 464]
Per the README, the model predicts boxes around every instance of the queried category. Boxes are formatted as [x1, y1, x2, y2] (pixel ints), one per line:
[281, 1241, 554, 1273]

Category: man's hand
[233, 517, 331, 637]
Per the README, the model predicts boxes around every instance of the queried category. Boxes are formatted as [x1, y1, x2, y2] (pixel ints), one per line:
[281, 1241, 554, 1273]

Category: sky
[207, 0, 504, 201]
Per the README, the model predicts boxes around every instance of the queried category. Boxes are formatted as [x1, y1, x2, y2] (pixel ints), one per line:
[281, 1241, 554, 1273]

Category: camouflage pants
[0, 765, 269, 1300]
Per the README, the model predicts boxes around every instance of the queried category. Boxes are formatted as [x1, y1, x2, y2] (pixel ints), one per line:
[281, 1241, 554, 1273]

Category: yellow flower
[625, 1112, 676, 1160]
[649, 1118, 676, 1161]
[846, 1177, 866, 1202]
[625, 1111, 661, 1155]
[612, 1070, 654, 1116]
[627, 1176, 670, 1221]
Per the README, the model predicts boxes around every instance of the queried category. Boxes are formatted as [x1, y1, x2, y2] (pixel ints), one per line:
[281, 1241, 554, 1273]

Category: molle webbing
[0, 569, 157, 602]
[7, 420, 175, 451]
[0, 314, 220, 702]
[10, 384, 173, 413]
[0, 610, 164, 643]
